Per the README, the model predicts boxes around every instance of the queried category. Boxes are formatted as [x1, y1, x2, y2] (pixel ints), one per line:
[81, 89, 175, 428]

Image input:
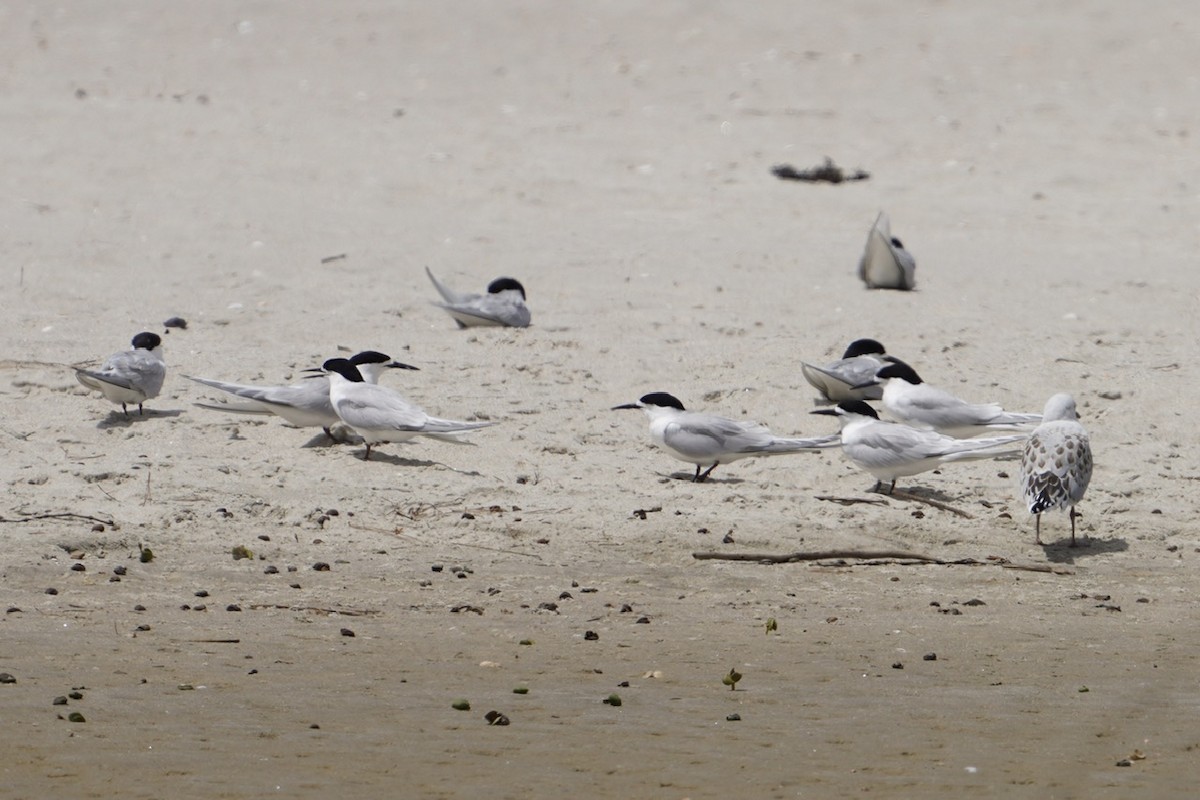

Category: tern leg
[138, 402, 145, 415]
[120, 403, 130, 417]
[362, 443, 373, 461]
[695, 463, 719, 483]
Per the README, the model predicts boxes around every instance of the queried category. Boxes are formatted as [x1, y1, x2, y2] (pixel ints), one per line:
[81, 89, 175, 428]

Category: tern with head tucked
[858, 211, 916, 290]
[812, 400, 1026, 494]
[801, 338, 895, 403]
[613, 392, 840, 482]
[75, 331, 166, 416]
[187, 351, 417, 437]
[858, 360, 1042, 438]
[1020, 393, 1092, 546]
[425, 266, 531, 328]
[322, 358, 496, 460]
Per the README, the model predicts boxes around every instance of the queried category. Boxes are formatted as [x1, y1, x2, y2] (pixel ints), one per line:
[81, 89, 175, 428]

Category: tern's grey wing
[425, 266, 473, 305]
[335, 386, 430, 432]
[79, 352, 164, 397]
[859, 212, 915, 290]
[661, 414, 745, 460]
[801, 358, 883, 402]
[740, 432, 842, 455]
[437, 293, 530, 328]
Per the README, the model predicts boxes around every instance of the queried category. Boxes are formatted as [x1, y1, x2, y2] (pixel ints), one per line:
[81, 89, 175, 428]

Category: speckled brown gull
[1020, 393, 1093, 547]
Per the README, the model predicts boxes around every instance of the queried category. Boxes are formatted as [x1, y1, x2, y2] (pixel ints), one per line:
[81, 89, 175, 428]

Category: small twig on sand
[816, 495, 889, 507]
[890, 490, 974, 518]
[248, 604, 382, 617]
[141, 467, 152, 506]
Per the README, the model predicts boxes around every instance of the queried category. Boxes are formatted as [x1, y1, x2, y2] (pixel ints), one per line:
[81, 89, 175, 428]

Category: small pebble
[602, 693, 622, 706]
[264, 565, 279, 574]
[340, 628, 355, 637]
[135, 624, 151, 632]
[451, 700, 471, 711]
[71, 563, 86, 572]
[45, 588, 58, 595]
[163, 316, 188, 329]
[195, 590, 210, 598]
[309, 724, 320, 730]
[193, 604, 207, 611]
[226, 604, 242, 612]
[53, 696, 68, 705]
[312, 562, 330, 572]
[431, 564, 444, 572]
[620, 604, 633, 613]
[726, 713, 741, 721]
[584, 630, 599, 641]
[113, 565, 127, 576]
[559, 591, 573, 600]
[257, 534, 271, 541]
[635, 616, 650, 624]
[91, 523, 105, 533]
[484, 710, 510, 726]
[108, 576, 121, 583]
[69, 691, 83, 700]
[0, 673, 15, 684]
[1115, 759, 1132, 767]
[6, 607, 21, 614]
[923, 653, 937, 661]
[133, 604, 146, 611]
[892, 662, 904, 669]
[67, 712, 86, 723]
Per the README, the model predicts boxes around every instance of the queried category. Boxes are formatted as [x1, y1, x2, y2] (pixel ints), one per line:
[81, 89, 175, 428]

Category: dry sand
[2, 2, 1199, 797]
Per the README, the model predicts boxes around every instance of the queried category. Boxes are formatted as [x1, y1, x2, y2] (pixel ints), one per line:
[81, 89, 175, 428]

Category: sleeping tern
[75, 332, 166, 416]
[812, 400, 1026, 494]
[858, 211, 916, 290]
[800, 338, 895, 403]
[1019, 393, 1092, 546]
[425, 266, 531, 328]
[612, 392, 840, 482]
[322, 358, 496, 460]
[187, 351, 417, 436]
[857, 360, 1042, 438]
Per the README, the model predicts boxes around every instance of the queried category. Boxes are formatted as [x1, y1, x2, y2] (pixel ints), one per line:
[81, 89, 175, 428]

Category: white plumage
[614, 392, 840, 482]
[813, 400, 1026, 494]
[323, 358, 495, 460]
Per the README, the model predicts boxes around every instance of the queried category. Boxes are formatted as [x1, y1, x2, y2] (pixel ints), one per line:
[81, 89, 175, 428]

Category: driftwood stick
[0, 512, 115, 526]
[693, 549, 943, 564]
[692, 550, 1075, 575]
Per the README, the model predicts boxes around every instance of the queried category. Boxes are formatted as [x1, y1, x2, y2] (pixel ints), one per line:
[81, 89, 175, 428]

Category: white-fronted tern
[613, 392, 840, 482]
[1020, 393, 1092, 547]
[800, 338, 895, 403]
[425, 266, 531, 328]
[812, 400, 1026, 494]
[187, 351, 417, 436]
[322, 358, 496, 460]
[858, 211, 916, 290]
[75, 332, 166, 416]
[858, 360, 1042, 438]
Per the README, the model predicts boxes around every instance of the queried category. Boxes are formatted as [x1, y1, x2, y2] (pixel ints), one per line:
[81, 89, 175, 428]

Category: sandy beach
[2, 2, 1199, 797]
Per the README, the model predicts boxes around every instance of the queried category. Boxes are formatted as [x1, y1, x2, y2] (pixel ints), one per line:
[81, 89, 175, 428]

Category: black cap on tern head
[838, 400, 880, 419]
[350, 350, 420, 371]
[322, 358, 365, 383]
[842, 338, 886, 359]
[612, 391, 686, 412]
[131, 332, 162, 350]
[811, 399, 880, 419]
[639, 392, 685, 411]
[487, 277, 526, 300]
[875, 360, 922, 384]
